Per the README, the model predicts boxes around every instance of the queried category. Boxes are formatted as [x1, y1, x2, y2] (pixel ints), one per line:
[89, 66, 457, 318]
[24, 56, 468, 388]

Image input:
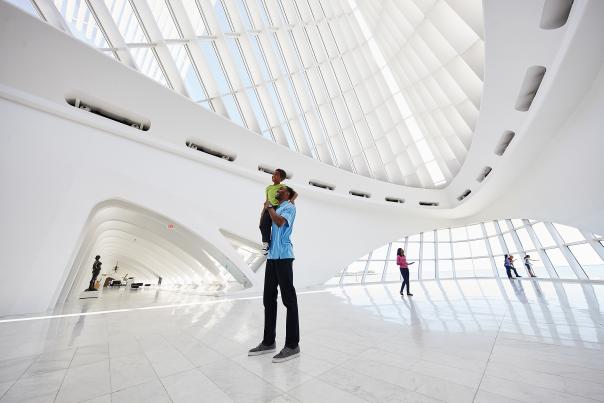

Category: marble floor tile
[0, 357, 36, 383]
[55, 359, 111, 403]
[161, 368, 232, 403]
[288, 378, 367, 403]
[232, 353, 313, 392]
[112, 379, 170, 403]
[0, 369, 65, 403]
[109, 352, 158, 392]
[144, 346, 194, 378]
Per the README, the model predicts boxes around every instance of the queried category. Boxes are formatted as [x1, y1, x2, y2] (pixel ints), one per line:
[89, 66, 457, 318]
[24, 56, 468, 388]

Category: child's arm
[290, 190, 298, 204]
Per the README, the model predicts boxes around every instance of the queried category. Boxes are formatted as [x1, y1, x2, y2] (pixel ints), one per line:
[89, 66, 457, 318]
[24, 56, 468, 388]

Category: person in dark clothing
[87, 255, 102, 291]
[504, 254, 521, 279]
[397, 248, 415, 296]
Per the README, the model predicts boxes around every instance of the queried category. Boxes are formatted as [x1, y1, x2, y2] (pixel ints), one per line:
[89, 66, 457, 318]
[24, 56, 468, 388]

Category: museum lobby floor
[1, 278, 604, 403]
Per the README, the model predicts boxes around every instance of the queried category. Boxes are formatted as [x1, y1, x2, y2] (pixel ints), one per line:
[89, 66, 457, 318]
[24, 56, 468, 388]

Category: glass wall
[326, 219, 604, 285]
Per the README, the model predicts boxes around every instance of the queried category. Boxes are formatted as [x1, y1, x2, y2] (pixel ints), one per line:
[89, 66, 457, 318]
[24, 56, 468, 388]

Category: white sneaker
[261, 242, 269, 255]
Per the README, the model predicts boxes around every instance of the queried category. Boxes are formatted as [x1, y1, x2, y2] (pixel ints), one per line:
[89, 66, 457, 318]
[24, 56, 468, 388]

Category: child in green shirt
[259, 169, 296, 255]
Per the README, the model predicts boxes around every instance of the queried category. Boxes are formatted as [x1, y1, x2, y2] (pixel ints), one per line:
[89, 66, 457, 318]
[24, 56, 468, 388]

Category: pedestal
[79, 290, 100, 299]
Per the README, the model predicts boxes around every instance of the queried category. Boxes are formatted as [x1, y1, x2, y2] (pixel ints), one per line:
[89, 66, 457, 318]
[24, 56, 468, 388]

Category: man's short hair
[276, 168, 287, 180]
[284, 186, 295, 199]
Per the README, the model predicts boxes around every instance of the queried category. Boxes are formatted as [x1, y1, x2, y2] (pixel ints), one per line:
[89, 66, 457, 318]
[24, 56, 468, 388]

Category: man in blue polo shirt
[248, 186, 300, 363]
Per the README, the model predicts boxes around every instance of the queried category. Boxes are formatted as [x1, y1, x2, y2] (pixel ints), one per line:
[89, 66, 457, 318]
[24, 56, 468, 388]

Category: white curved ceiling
[11, 0, 483, 189]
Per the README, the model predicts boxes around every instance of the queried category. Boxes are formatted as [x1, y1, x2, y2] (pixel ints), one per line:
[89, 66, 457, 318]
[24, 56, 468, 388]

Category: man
[249, 186, 300, 363]
[87, 255, 102, 291]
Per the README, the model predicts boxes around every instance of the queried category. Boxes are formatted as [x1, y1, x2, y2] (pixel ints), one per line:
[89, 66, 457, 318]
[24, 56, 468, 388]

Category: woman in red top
[397, 248, 415, 296]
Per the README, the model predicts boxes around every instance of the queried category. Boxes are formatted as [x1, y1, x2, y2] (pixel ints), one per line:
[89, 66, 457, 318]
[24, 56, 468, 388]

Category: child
[524, 254, 537, 277]
[259, 169, 296, 255]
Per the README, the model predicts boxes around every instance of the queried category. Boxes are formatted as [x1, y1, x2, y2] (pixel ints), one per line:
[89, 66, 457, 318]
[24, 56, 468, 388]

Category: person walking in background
[506, 255, 521, 278]
[524, 254, 537, 277]
[397, 248, 415, 296]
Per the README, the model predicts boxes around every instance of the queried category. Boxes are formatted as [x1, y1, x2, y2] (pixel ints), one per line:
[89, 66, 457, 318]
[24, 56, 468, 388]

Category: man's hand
[264, 201, 272, 209]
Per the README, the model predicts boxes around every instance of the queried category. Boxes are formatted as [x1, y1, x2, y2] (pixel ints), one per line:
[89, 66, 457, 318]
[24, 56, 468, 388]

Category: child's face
[272, 171, 281, 183]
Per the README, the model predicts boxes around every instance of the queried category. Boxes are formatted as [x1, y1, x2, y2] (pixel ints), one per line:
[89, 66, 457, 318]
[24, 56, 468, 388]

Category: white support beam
[31, 0, 72, 33]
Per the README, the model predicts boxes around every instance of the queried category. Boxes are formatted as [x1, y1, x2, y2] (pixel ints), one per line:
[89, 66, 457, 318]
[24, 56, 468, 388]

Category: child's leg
[259, 208, 272, 243]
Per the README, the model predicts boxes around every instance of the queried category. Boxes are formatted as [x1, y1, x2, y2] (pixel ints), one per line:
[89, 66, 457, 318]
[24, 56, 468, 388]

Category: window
[438, 242, 452, 259]
[342, 261, 366, 284]
[422, 243, 435, 259]
[569, 244, 603, 279]
[364, 261, 386, 283]
[532, 222, 556, 247]
[545, 248, 576, 279]
[554, 223, 585, 244]
[453, 242, 471, 258]
[516, 228, 535, 251]
[421, 260, 435, 279]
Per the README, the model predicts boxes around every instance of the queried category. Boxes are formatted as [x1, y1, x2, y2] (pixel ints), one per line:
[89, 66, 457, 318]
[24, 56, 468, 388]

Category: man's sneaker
[248, 343, 276, 356]
[272, 346, 300, 363]
[261, 242, 269, 256]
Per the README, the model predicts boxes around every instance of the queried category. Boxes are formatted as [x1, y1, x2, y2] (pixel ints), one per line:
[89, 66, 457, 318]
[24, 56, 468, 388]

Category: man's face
[275, 187, 288, 201]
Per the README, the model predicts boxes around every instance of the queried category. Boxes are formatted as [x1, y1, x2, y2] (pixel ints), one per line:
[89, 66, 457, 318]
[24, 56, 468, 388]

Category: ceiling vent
[349, 190, 371, 198]
[385, 197, 405, 204]
[419, 201, 439, 207]
[494, 131, 516, 156]
[515, 66, 546, 111]
[309, 181, 335, 191]
[457, 189, 472, 201]
[186, 141, 235, 161]
[477, 166, 492, 182]
[540, 0, 574, 29]
[258, 165, 292, 179]
[66, 97, 149, 131]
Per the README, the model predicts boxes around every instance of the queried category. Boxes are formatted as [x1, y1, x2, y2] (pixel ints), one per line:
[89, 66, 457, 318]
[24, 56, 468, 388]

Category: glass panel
[569, 244, 604, 280]
[423, 230, 434, 242]
[342, 261, 365, 284]
[545, 248, 576, 279]
[438, 260, 454, 278]
[408, 234, 420, 242]
[553, 223, 585, 244]
[437, 228, 450, 241]
[105, 0, 148, 43]
[148, 0, 180, 39]
[54, 0, 109, 47]
[385, 261, 401, 281]
[516, 228, 535, 251]
[221, 93, 246, 127]
[130, 47, 168, 85]
[421, 260, 435, 279]
[484, 221, 496, 236]
[467, 224, 482, 239]
[371, 244, 389, 260]
[245, 88, 270, 132]
[453, 242, 471, 258]
[168, 44, 207, 101]
[364, 261, 385, 283]
[473, 257, 492, 277]
[213, 0, 233, 32]
[470, 239, 488, 257]
[406, 243, 420, 260]
[503, 233, 518, 253]
[437, 242, 451, 258]
[389, 242, 405, 260]
[181, 0, 208, 35]
[451, 226, 467, 241]
[511, 219, 524, 228]
[199, 40, 231, 95]
[325, 270, 342, 285]
[532, 222, 556, 247]
[422, 243, 435, 259]
[488, 236, 503, 255]
[225, 38, 253, 88]
[497, 220, 509, 232]
[455, 259, 474, 278]
[234, 0, 254, 30]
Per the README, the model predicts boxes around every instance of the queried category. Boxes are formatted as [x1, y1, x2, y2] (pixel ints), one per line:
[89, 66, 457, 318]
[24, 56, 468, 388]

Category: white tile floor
[1, 278, 604, 402]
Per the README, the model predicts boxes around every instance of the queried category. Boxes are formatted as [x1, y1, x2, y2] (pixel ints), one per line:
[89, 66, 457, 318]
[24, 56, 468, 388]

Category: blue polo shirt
[268, 201, 296, 260]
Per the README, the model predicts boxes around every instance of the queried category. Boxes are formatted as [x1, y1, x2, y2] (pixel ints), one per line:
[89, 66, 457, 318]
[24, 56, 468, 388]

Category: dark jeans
[400, 267, 410, 294]
[88, 272, 100, 290]
[259, 208, 272, 243]
[263, 258, 299, 349]
[506, 266, 520, 278]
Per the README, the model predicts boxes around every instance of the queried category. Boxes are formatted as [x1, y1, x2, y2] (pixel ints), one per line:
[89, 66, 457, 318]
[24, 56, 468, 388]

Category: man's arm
[290, 191, 298, 204]
[264, 201, 287, 227]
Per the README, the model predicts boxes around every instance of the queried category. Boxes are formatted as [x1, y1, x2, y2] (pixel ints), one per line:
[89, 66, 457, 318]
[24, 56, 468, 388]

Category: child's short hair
[276, 168, 287, 180]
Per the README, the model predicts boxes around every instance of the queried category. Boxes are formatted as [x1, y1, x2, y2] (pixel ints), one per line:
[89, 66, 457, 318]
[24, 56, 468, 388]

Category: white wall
[1, 0, 604, 316]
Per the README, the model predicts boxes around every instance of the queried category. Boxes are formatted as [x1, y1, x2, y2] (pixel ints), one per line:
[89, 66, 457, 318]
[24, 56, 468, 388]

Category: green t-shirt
[266, 183, 284, 206]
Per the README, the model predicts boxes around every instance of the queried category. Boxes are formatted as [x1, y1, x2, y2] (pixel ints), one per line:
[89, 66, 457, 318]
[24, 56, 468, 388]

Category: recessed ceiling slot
[66, 97, 149, 131]
[457, 189, 472, 201]
[515, 66, 546, 111]
[309, 181, 335, 191]
[186, 141, 235, 161]
[258, 165, 292, 179]
[385, 197, 405, 204]
[494, 131, 515, 156]
[419, 201, 439, 207]
[477, 166, 492, 182]
[349, 190, 370, 198]
[540, 0, 573, 29]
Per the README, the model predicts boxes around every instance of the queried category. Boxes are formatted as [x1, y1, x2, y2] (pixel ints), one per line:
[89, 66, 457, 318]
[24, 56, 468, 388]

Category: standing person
[524, 254, 537, 277]
[397, 248, 415, 296]
[87, 255, 102, 291]
[508, 255, 522, 278]
[259, 169, 296, 255]
[504, 254, 512, 279]
[249, 186, 300, 363]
